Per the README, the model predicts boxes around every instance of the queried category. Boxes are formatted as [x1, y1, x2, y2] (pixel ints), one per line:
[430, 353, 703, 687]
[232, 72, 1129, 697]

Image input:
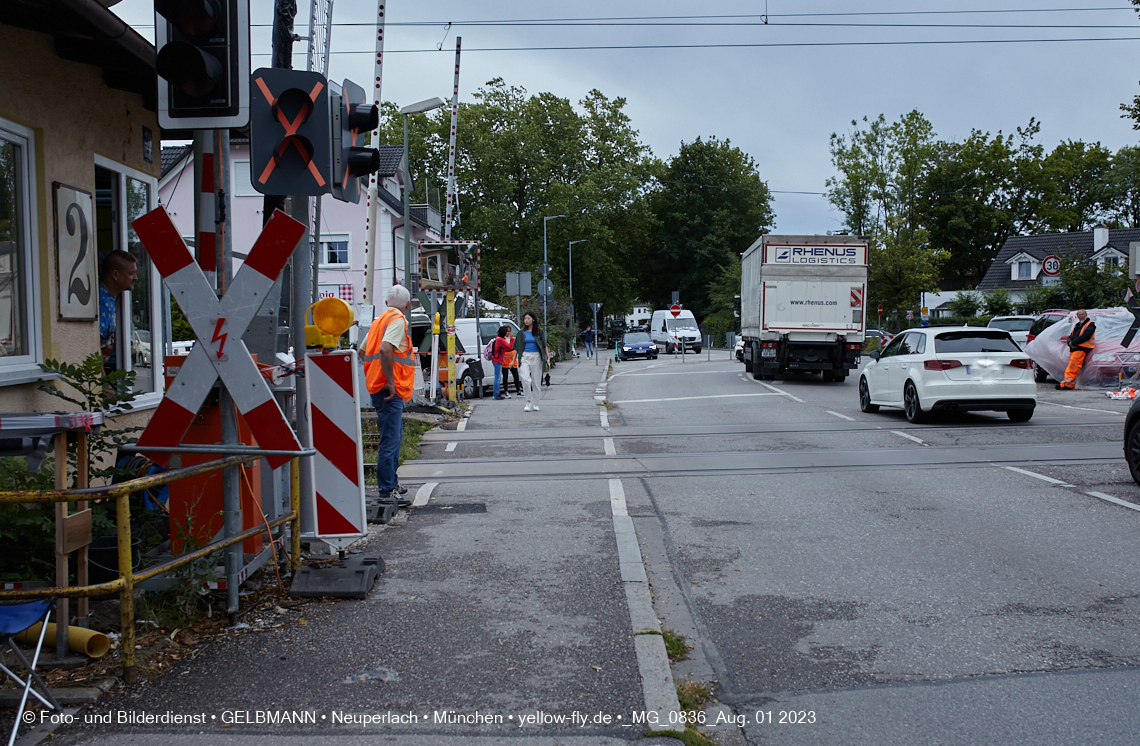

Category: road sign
[306, 350, 367, 548]
[505, 272, 531, 297]
[539, 262, 552, 276]
[589, 302, 602, 313]
[132, 207, 303, 469]
[670, 304, 681, 318]
[1041, 255, 1061, 276]
[537, 278, 554, 297]
[906, 310, 914, 321]
[877, 304, 883, 314]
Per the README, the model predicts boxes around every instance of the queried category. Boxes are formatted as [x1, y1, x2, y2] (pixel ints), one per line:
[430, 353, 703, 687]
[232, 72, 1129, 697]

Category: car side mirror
[869, 350, 880, 360]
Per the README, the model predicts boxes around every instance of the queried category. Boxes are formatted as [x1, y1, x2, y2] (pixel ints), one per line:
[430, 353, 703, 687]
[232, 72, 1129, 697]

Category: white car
[987, 315, 1035, 350]
[858, 327, 1037, 423]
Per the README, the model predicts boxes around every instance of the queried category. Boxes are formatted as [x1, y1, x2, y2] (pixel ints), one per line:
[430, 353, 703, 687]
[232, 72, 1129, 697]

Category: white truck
[740, 234, 868, 382]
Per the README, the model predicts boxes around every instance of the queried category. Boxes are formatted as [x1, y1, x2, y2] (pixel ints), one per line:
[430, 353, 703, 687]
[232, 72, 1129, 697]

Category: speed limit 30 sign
[1041, 255, 1061, 276]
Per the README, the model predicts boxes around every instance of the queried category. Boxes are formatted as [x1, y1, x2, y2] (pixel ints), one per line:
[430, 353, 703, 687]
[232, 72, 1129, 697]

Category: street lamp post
[542, 214, 567, 336]
[399, 98, 446, 311]
[568, 239, 588, 341]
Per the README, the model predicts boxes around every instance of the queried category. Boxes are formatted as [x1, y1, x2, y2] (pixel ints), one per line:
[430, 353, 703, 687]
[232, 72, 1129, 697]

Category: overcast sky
[114, 0, 1140, 234]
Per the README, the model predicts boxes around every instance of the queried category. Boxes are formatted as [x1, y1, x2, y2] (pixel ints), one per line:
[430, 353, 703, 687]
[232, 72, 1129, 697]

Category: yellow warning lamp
[432, 312, 440, 334]
[306, 297, 354, 349]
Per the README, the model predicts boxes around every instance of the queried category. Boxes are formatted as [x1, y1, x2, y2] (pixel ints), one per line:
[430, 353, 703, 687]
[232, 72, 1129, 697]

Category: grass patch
[663, 629, 690, 662]
[400, 419, 434, 465]
[642, 680, 717, 746]
[676, 679, 713, 712]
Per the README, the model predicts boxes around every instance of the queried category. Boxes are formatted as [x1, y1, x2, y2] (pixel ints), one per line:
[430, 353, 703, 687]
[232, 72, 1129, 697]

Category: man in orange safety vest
[362, 285, 415, 506]
[1058, 310, 1095, 390]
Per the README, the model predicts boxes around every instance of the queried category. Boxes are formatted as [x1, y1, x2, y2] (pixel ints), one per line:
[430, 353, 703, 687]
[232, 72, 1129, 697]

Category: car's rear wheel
[859, 377, 878, 413]
[1007, 408, 1033, 422]
[1127, 421, 1140, 486]
[903, 381, 925, 423]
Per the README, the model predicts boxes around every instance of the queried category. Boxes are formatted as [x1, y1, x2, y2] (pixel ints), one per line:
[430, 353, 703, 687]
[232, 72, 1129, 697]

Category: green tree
[644, 137, 774, 320]
[1107, 145, 1140, 227]
[1053, 256, 1128, 309]
[379, 79, 658, 323]
[870, 216, 944, 330]
[984, 287, 1015, 317]
[948, 289, 983, 318]
[1039, 140, 1114, 232]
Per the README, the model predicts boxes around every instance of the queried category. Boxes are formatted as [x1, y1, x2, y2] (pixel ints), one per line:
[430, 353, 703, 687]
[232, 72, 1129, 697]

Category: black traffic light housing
[154, 0, 249, 129]
[249, 68, 332, 196]
[330, 79, 380, 203]
[733, 294, 741, 318]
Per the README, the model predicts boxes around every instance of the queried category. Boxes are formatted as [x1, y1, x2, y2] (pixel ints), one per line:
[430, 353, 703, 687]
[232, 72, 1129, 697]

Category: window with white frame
[319, 234, 350, 268]
[94, 155, 163, 402]
[1018, 261, 1032, 279]
[232, 160, 260, 197]
[0, 117, 44, 385]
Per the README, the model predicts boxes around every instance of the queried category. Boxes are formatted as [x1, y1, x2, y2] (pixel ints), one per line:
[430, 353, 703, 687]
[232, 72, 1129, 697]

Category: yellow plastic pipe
[16, 623, 110, 659]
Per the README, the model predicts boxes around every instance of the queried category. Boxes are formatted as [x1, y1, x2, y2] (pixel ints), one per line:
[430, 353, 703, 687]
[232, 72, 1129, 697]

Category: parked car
[1125, 395, 1140, 485]
[734, 338, 744, 362]
[1026, 309, 1070, 382]
[987, 315, 1035, 349]
[858, 326, 1036, 423]
[1026, 308, 1140, 388]
[616, 331, 658, 361]
[132, 329, 151, 367]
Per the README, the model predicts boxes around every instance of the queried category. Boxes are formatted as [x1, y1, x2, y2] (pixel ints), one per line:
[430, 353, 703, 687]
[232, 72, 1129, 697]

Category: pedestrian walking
[503, 329, 522, 397]
[514, 311, 549, 412]
[1058, 310, 1096, 390]
[491, 326, 513, 400]
[362, 285, 415, 507]
[582, 325, 595, 358]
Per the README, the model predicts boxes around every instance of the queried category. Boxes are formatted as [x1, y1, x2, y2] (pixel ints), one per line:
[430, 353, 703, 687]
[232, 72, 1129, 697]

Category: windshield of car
[934, 331, 1021, 353]
[666, 318, 697, 331]
[988, 318, 1033, 332]
[1029, 316, 1061, 336]
[134, 330, 150, 343]
[623, 333, 651, 344]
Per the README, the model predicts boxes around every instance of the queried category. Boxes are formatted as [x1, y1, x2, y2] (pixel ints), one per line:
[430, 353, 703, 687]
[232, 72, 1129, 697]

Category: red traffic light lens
[155, 0, 222, 40]
[156, 42, 223, 97]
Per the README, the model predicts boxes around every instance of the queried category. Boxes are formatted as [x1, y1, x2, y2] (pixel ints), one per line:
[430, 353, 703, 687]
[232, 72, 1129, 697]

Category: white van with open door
[650, 309, 701, 353]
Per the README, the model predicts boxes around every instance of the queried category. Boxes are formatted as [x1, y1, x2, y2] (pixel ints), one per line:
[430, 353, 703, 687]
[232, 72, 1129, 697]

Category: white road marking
[622, 370, 739, 377]
[412, 482, 437, 507]
[1036, 400, 1126, 416]
[827, 410, 855, 421]
[606, 477, 683, 719]
[757, 380, 806, 402]
[1086, 491, 1140, 513]
[445, 442, 457, 452]
[891, 430, 925, 445]
[613, 392, 785, 404]
[456, 418, 467, 432]
[1001, 466, 1072, 486]
[600, 410, 610, 429]
[604, 437, 616, 456]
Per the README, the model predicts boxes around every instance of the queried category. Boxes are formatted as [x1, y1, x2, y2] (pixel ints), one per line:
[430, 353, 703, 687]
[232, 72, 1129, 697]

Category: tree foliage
[644, 137, 774, 320]
[379, 79, 658, 323]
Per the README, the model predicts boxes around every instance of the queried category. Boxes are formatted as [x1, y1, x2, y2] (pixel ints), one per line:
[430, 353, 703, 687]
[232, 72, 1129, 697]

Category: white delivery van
[650, 309, 701, 354]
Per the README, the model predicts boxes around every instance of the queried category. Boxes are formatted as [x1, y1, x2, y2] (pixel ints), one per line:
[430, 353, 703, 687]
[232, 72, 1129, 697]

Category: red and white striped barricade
[131, 207, 303, 469]
[305, 350, 367, 547]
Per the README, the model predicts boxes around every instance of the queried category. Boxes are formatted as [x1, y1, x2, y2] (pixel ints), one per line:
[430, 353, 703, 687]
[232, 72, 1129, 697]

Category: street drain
[416, 503, 487, 514]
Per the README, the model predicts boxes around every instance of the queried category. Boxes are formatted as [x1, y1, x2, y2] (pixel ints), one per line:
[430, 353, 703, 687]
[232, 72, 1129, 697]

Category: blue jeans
[493, 361, 503, 397]
[370, 391, 404, 492]
[585, 341, 594, 358]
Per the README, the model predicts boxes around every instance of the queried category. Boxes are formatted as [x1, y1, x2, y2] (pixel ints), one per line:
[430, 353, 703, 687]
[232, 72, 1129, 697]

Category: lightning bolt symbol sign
[212, 318, 228, 359]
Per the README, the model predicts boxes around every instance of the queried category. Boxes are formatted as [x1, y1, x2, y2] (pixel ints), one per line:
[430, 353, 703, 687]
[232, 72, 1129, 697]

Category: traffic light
[330, 79, 380, 204]
[733, 294, 741, 318]
[248, 68, 332, 196]
[154, 0, 249, 129]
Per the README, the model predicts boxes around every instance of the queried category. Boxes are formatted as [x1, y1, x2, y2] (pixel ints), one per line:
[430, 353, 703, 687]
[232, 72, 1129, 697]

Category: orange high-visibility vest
[1072, 319, 1096, 350]
[362, 307, 415, 400]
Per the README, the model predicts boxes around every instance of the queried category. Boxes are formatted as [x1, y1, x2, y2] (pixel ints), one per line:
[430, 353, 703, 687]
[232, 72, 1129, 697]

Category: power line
[257, 36, 1140, 55]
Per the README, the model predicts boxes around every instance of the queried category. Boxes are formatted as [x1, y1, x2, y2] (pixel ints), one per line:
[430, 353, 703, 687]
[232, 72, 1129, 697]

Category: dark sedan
[616, 332, 658, 361]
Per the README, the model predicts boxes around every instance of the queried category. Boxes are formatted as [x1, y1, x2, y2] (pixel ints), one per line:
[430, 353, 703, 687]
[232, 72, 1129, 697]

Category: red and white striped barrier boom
[306, 350, 367, 546]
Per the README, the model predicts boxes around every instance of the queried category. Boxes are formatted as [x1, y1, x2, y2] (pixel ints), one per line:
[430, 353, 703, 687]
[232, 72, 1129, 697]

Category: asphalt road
[24, 350, 1140, 746]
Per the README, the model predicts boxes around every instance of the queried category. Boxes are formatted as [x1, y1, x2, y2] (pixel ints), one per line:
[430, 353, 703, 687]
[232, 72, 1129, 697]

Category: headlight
[649, 345, 657, 349]
[622, 347, 631, 351]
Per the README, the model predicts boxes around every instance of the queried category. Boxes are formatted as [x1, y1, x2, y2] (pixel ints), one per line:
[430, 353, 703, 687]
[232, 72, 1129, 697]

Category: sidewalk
[44, 354, 683, 746]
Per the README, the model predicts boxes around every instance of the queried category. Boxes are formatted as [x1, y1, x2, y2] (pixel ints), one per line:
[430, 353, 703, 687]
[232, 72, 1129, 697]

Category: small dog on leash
[543, 373, 551, 387]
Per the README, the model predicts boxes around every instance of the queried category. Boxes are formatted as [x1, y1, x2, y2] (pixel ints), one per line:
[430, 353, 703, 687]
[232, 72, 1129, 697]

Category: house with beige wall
[0, 1, 162, 432]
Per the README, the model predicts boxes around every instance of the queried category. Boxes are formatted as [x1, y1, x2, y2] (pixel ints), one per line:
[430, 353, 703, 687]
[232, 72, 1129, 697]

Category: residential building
[0, 1, 162, 417]
[625, 302, 651, 329]
[977, 224, 1140, 311]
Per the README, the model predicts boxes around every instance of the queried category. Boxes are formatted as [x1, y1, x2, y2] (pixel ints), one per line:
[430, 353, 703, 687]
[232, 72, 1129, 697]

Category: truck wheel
[743, 345, 753, 373]
[903, 381, 925, 424]
[751, 347, 764, 380]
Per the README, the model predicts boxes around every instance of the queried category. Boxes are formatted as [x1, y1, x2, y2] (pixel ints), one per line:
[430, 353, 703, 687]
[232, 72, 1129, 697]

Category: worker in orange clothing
[1058, 310, 1095, 390]
[362, 285, 416, 506]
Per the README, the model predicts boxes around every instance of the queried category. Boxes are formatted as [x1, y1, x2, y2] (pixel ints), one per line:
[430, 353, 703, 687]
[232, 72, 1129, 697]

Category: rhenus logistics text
[768, 245, 862, 265]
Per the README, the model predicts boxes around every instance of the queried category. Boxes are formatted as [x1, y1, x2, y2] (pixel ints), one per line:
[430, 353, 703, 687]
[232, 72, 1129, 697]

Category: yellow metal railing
[0, 455, 302, 683]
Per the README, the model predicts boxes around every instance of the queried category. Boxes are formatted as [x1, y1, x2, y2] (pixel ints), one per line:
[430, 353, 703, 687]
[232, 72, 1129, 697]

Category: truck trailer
[740, 234, 868, 382]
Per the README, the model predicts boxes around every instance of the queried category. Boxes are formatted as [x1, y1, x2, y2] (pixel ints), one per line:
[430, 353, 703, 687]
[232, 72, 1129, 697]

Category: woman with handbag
[513, 312, 549, 412]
